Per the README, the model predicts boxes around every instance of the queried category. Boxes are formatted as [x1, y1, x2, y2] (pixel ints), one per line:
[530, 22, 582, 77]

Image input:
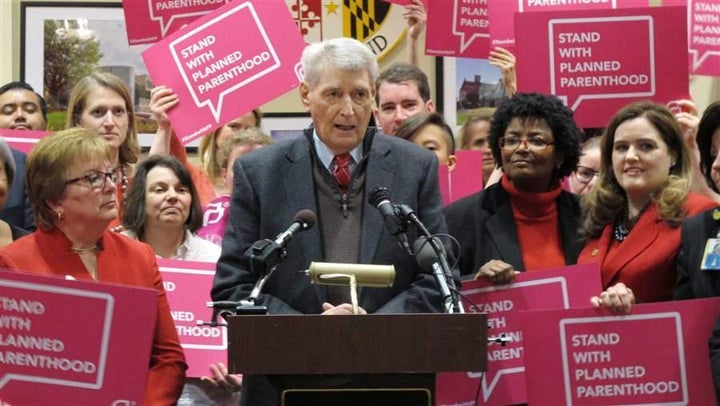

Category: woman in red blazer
[578, 102, 717, 311]
[0, 128, 187, 405]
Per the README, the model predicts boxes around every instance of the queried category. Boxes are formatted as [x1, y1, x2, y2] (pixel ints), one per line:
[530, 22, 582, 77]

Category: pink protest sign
[516, 6, 689, 128]
[438, 150, 484, 206]
[0, 129, 49, 154]
[487, 0, 647, 50]
[689, 0, 720, 76]
[436, 264, 602, 406]
[521, 297, 720, 405]
[381, 0, 413, 5]
[122, 0, 230, 45]
[198, 194, 231, 247]
[158, 259, 225, 378]
[0, 270, 156, 405]
[142, 0, 305, 144]
[426, 0, 490, 58]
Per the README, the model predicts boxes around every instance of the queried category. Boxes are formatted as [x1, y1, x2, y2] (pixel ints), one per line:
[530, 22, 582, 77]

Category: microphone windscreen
[368, 187, 391, 207]
[295, 209, 317, 230]
[413, 236, 442, 272]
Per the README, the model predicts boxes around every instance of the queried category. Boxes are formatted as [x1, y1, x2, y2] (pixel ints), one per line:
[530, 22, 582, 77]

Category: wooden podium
[227, 313, 487, 405]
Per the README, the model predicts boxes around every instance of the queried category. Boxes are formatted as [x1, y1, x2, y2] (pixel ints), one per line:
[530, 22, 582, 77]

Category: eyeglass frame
[65, 169, 120, 189]
[573, 165, 599, 184]
[498, 136, 555, 151]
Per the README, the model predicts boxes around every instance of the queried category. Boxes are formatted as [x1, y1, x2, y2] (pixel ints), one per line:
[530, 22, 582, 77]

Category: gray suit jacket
[211, 127, 452, 406]
[212, 127, 449, 314]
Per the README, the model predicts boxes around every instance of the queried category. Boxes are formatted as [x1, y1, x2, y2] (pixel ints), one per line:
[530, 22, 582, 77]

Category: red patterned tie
[333, 153, 352, 193]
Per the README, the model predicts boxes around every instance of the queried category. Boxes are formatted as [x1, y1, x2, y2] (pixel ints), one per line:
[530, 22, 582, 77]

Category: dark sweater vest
[311, 148, 368, 304]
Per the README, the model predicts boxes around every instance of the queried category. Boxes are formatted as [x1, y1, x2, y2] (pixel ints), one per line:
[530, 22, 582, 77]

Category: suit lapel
[558, 193, 582, 264]
[283, 136, 322, 262]
[360, 134, 395, 264]
[602, 205, 660, 285]
[486, 202, 525, 270]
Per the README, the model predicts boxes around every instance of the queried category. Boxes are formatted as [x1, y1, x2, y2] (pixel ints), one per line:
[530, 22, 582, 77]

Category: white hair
[301, 37, 378, 89]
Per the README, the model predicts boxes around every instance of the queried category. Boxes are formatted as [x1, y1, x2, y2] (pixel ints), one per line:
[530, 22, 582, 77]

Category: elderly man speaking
[212, 37, 453, 405]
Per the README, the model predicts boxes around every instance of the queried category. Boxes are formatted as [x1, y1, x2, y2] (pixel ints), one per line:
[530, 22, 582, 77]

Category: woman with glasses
[0, 128, 187, 404]
[569, 136, 601, 195]
[578, 101, 717, 312]
[445, 93, 584, 282]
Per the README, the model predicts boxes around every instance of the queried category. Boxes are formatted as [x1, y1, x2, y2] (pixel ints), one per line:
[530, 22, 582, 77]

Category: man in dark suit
[676, 209, 720, 400]
[212, 37, 450, 405]
[0, 81, 44, 231]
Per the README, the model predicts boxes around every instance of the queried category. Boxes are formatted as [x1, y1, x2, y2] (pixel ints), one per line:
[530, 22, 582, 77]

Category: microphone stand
[200, 238, 289, 325]
[397, 205, 464, 314]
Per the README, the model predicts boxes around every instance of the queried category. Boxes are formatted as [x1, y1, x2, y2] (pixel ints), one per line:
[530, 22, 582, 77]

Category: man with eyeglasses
[569, 136, 601, 195]
[445, 92, 585, 281]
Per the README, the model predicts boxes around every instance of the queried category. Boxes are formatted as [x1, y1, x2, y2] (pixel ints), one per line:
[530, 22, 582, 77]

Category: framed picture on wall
[21, 3, 151, 133]
[442, 57, 506, 129]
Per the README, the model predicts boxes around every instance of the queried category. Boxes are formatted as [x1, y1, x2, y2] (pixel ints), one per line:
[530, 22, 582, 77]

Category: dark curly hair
[697, 101, 720, 193]
[489, 92, 582, 180]
[122, 155, 203, 239]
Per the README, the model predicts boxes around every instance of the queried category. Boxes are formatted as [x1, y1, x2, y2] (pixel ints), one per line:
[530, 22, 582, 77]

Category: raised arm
[148, 85, 179, 156]
[404, 0, 427, 66]
[489, 47, 517, 97]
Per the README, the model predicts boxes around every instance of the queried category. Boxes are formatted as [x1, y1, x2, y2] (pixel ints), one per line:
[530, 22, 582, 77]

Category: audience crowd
[0, 1, 718, 404]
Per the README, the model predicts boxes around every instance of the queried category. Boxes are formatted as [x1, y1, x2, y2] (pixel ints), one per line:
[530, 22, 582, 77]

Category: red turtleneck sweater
[502, 175, 566, 271]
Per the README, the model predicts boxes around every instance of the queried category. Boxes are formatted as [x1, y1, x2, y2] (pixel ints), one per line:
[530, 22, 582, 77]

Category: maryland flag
[287, 0, 405, 60]
[343, 0, 390, 41]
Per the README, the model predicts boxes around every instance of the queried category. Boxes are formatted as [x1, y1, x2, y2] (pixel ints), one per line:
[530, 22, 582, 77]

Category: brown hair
[27, 127, 112, 230]
[580, 101, 692, 239]
[122, 155, 203, 237]
[66, 71, 140, 165]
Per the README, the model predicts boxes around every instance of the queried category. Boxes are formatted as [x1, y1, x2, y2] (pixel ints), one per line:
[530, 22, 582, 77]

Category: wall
[0, 0, 716, 114]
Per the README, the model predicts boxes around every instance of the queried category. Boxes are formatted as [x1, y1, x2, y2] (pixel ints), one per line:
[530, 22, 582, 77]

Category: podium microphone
[244, 209, 317, 274]
[368, 187, 412, 256]
[413, 236, 463, 313]
[243, 209, 317, 306]
[274, 209, 317, 248]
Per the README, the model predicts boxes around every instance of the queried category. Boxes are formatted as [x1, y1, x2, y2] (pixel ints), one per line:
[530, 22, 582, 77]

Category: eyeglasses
[499, 136, 554, 151]
[65, 169, 120, 189]
[574, 165, 598, 183]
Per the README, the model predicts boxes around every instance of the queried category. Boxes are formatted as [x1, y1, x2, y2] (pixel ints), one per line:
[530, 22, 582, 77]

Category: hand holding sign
[143, 0, 305, 144]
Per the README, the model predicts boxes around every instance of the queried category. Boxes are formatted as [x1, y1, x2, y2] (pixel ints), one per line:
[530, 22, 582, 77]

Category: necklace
[613, 217, 630, 242]
[120, 164, 129, 204]
[613, 202, 650, 242]
[70, 245, 99, 255]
